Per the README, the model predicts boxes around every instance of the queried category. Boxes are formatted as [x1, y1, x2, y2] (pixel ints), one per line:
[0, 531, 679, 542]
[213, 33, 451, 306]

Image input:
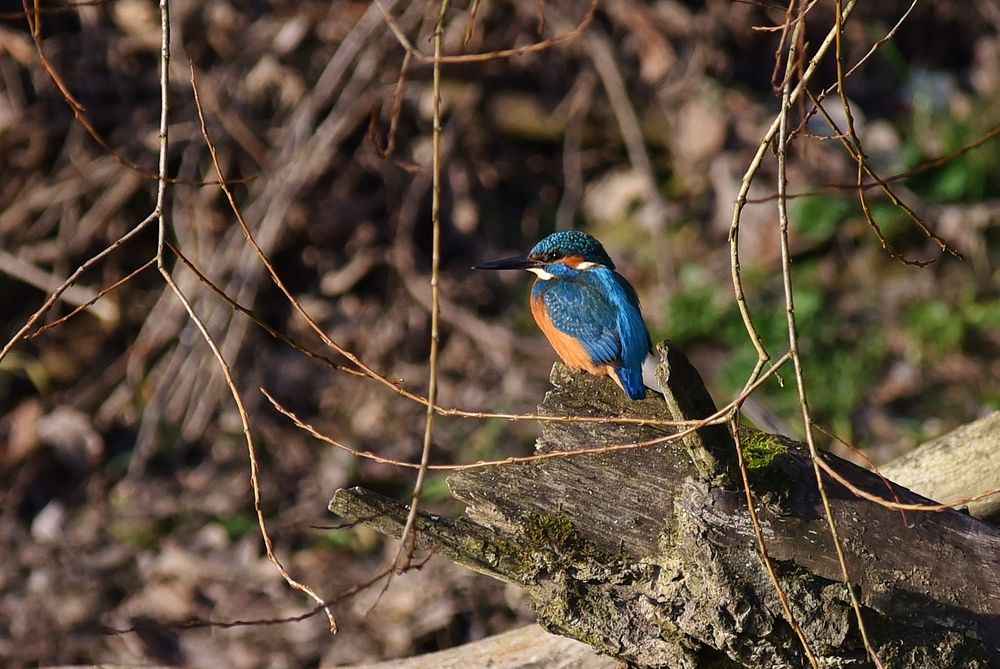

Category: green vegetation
[905, 293, 1000, 359]
[792, 195, 855, 243]
[663, 102, 1000, 442]
[216, 512, 255, 541]
[907, 104, 1000, 203]
[665, 261, 887, 439]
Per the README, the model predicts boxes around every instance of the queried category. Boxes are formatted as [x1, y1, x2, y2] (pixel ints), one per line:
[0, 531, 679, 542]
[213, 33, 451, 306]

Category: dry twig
[374, 0, 597, 64]
[732, 421, 819, 668]
[393, 0, 451, 581]
[188, 57, 336, 630]
[262, 351, 794, 471]
[774, 6, 882, 665]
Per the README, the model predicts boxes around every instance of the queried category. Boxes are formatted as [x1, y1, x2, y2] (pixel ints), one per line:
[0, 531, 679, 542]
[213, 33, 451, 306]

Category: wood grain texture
[331, 344, 1000, 668]
[882, 411, 1000, 519]
[342, 624, 616, 669]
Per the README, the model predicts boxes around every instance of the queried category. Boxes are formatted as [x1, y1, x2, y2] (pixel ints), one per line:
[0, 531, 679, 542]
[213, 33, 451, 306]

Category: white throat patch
[527, 267, 555, 280]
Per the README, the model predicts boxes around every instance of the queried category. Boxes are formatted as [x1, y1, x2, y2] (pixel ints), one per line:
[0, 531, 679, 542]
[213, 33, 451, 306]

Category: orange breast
[530, 288, 624, 391]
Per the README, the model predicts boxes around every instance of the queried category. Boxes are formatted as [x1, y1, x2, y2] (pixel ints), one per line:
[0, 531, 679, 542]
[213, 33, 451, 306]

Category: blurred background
[0, 0, 998, 666]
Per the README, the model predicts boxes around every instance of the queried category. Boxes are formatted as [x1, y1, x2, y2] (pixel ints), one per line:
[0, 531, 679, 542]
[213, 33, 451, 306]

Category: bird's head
[473, 231, 615, 279]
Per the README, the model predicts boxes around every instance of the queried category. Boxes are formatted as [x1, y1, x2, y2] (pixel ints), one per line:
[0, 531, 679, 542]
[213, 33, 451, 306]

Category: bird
[474, 230, 658, 400]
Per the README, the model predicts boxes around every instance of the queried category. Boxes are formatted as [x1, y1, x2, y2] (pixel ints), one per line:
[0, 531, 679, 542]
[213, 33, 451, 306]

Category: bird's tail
[616, 364, 648, 401]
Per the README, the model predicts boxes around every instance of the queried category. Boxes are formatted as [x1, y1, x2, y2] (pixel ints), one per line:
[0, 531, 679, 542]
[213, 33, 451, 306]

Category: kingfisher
[474, 230, 657, 400]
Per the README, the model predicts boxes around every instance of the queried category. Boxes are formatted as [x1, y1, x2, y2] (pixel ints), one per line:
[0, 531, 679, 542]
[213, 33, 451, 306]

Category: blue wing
[539, 280, 621, 364]
[537, 269, 652, 399]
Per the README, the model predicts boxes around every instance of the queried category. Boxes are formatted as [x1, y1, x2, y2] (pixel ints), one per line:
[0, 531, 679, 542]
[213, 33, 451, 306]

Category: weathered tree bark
[331, 343, 1000, 668]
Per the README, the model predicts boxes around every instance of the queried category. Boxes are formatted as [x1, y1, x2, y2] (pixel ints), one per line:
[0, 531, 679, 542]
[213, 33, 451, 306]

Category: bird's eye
[543, 252, 559, 262]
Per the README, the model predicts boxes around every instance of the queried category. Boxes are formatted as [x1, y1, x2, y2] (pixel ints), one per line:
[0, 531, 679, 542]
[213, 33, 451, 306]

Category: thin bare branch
[808, 88, 960, 265]
[775, 6, 881, 665]
[262, 351, 794, 472]
[829, 0, 960, 265]
[728, 0, 861, 384]
[166, 241, 367, 379]
[27, 259, 155, 338]
[0, 249, 118, 323]
[462, 0, 483, 45]
[745, 119, 1000, 203]
[368, 50, 413, 160]
[841, 0, 919, 82]
[732, 421, 819, 668]
[0, 212, 157, 366]
[16, 0, 248, 189]
[812, 422, 912, 527]
[187, 58, 336, 630]
[394, 0, 450, 578]
[374, 0, 596, 64]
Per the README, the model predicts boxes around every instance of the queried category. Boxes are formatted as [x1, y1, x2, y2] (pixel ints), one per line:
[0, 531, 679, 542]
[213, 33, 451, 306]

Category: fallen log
[331, 343, 1000, 668]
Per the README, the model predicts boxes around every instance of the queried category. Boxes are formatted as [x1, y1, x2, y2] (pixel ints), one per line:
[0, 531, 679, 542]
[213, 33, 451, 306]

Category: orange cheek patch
[561, 255, 585, 269]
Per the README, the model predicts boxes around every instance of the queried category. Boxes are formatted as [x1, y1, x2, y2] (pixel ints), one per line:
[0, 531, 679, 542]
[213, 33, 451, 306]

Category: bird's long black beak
[472, 255, 542, 271]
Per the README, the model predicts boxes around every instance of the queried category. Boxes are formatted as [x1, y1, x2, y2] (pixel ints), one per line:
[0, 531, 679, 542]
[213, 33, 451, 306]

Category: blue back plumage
[532, 262, 652, 400]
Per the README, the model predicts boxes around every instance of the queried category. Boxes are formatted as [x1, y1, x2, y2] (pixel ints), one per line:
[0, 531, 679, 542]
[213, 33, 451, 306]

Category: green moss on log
[743, 431, 787, 468]
[495, 512, 626, 584]
[742, 431, 795, 500]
